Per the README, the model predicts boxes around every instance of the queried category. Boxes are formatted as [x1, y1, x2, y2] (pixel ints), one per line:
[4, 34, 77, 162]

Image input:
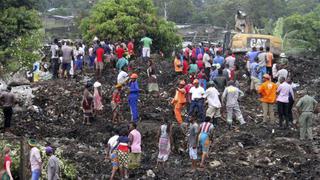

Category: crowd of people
[0, 34, 318, 179]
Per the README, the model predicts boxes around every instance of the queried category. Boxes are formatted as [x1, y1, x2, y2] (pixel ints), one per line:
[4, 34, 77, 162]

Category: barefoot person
[0, 86, 16, 133]
[111, 84, 123, 123]
[116, 128, 130, 179]
[93, 81, 103, 115]
[198, 117, 214, 170]
[82, 83, 94, 125]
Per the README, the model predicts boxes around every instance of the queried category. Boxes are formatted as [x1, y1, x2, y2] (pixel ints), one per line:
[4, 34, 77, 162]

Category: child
[82, 95, 94, 125]
[111, 84, 122, 123]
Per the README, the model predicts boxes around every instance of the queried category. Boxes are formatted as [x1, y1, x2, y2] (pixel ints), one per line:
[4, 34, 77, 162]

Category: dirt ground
[10, 55, 320, 179]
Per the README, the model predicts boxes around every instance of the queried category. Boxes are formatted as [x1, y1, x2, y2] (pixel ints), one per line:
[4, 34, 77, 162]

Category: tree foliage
[81, 0, 181, 56]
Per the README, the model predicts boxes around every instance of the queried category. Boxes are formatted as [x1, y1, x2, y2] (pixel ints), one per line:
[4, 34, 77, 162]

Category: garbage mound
[11, 56, 320, 179]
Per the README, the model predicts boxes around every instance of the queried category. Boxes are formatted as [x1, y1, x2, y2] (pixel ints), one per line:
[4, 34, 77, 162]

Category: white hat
[93, 36, 99, 41]
[280, 53, 287, 58]
[213, 63, 221, 70]
[93, 81, 101, 88]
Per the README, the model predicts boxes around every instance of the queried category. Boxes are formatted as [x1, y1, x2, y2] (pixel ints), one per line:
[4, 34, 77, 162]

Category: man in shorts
[95, 43, 105, 79]
[140, 35, 152, 61]
[204, 81, 221, 127]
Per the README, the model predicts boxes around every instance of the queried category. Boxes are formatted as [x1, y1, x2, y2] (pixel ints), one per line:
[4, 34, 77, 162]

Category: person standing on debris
[127, 39, 135, 58]
[213, 51, 224, 66]
[93, 81, 103, 114]
[174, 54, 183, 76]
[116, 55, 129, 71]
[105, 129, 119, 180]
[213, 69, 227, 94]
[157, 118, 173, 168]
[222, 81, 246, 129]
[147, 60, 159, 96]
[128, 122, 142, 169]
[45, 146, 60, 180]
[82, 83, 94, 125]
[247, 47, 258, 63]
[296, 91, 318, 140]
[276, 77, 294, 129]
[0, 86, 16, 133]
[287, 78, 295, 124]
[115, 44, 125, 59]
[203, 48, 212, 79]
[257, 74, 277, 123]
[250, 58, 260, 92]
[1, 145, 14, 180]
[205, 81, 221, 127]
[187, 79, 205, 122]
[171, 80, 187, 125]
[140, 35, 152, 61]
[29, 139, 42, 180]
[50, 38, 60, 79]
[198, 116, 214, 170]
[188, 58, 198, 74]
[188, 115, 199, 172]
[128, 73, 140, 123]
[61, 41, 74, 78]
[275, 66, 288, 83]
[116, 128, 130, 179]
[225, 51, 236, 71]
[266, 47, 273, 77]
[95, 43, 105, 79]
[257, 47, 267, 81]
[117, 66, 129, 86]
[112, 83, 123, 123]
[88, 45, 95, 70]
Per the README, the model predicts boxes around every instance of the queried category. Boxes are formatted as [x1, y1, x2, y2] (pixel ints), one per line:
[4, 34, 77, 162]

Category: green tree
[81, 0, 181, 56]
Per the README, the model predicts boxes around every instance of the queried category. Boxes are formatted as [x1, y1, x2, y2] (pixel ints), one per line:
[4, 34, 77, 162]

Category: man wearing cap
[29, 139, 42, 180]
[0, 86, 16, 133]
[222, 81, 246, 129]
[112, 84, 123, 123]
[171, 80, 187, 125]
[203, 48, 212, 79]
[204, 81, 221, 127]
[257, 74, 278, 123]
[296, 91, 318, 140]
[128, 73, 140, 123]
[187, 79, 205, 122]
[279, 53, 288, 65]
[46, 146, 60, 180]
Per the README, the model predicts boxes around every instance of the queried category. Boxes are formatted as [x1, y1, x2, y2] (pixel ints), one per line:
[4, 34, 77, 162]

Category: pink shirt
[129, 129, 141, 153]
[277, 82, 294, 103]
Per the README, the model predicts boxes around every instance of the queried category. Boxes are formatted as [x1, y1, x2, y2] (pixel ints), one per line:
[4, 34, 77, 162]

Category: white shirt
[276, 69, 288, 81]
[203, 53, 211, 68]
[108, 135, 119, 154]
[30, 147, 42, 171]
[50, 44, 59, 58]
[225, 56, 236, 70]
[272, 64, 278, 78]
[205, 87, 221, 108]
[117, 71, 129, 85]
[189, 86, 205, 100]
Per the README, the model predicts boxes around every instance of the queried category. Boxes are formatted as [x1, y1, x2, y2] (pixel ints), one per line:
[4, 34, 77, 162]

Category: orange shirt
[258, 80, 278, 103]
[174, 58, 183, 72]
[266, 52, 273, 67]
[172, 88, 186, 104]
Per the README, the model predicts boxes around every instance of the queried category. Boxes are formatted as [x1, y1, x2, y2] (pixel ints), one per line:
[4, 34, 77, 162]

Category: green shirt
[140, 37, 152, 48]
[189, 64, 198, 74]
[296, 95, 318, 112]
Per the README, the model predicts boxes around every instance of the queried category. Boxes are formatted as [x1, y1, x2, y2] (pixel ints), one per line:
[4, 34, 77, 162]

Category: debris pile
[10, 56, 320, 179]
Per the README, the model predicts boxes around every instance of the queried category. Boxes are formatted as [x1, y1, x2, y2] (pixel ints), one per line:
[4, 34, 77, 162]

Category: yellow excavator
[223, 10, 282, 56]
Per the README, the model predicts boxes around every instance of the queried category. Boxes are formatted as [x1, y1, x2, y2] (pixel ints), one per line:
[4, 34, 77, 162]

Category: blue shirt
[247, 51, 259, 64]
[210, 70, 218, 81]
[250, 62, 259, 78]
[213, 56, 224, 66]
[196, 47, 204, 57]
[116, 58, 128, 70]
[129, 81, 140, 95]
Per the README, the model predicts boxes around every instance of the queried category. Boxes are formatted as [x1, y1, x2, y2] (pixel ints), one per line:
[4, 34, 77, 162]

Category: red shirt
[3, 155, 11, 171]
[127, 42, 134, 55]
[197, 60, 204, 70]
[112, 89, 121, 104]
[182, 60, 189, 75]
[116, 48, 125, 59]
[96, 48, 105, 62]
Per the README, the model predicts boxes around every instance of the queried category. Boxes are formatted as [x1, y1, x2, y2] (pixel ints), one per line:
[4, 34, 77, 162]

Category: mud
[8, 56, 320, 179]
